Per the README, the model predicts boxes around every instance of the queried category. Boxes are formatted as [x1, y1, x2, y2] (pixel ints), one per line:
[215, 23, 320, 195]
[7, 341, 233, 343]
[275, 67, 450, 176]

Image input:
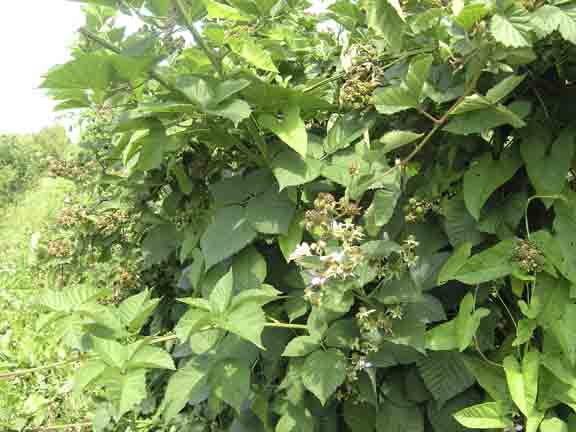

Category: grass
[0, 176, 90, 430]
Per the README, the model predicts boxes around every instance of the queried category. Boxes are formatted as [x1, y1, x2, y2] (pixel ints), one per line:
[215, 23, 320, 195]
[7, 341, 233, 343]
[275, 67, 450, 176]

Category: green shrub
[7, 0, 576, 431]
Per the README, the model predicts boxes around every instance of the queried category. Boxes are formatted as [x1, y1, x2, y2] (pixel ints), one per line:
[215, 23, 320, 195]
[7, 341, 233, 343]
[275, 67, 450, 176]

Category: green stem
[171, 0, 223, 78]
[0, 357, 87, 381]
[265, 322, 308, 330]
[79, 28, 176, 93]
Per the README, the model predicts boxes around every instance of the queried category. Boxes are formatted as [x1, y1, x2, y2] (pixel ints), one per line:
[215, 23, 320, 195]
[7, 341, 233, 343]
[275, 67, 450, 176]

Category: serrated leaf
[452, 238, 517, 284]
[405, 55, 434, 99]
[302, 349, 347, 405]
[462, 355, 510, 402]
[379, 130, 423, 153]
[367, 187, 401, 227]
[454, 3, 488, 31]
[364, 0, 406, 51]
[204, 0, 251, 20]
[279, 211, 304, 262]
[246, 187, 295, 234]
[443, 194, 485, 247]
[490, 9, 532, 48]
[532, 5, 576, 44]
[259, 105, 307, 157]
[282, 336, 320, 357]
[205, 99, 251, 126]
[160, 359, 210, 421]
[200, 205, 257, 269]
[73, 360, 108, 394]
[486, 74, 526, 104]
[276, 405, 315, 432]
[209, 359, 251, 412]
[444, 101, 530, 135]
[210, 269, 234, 313]
[373, 85, 418, 114]
[453, 402, 512, 429]
[232, 246, 267, 291]
[271, 150, 322, 190]
[118, 369, 147, 418]
[463, 151, 522, 220]
[92, 337, 128, 369]
[521, 126, 575, 206]
[126, 345, 175, 370]
[425, 293, 490, 351]
[375, 399, 423, 432]
[229, 36, 278, 72]
[503, 351, 539, 417]
[417, 351, 475, 407]
[220, 301, 267, 348]
[437, 242, 472, 285]
[324, 112, 375, 155]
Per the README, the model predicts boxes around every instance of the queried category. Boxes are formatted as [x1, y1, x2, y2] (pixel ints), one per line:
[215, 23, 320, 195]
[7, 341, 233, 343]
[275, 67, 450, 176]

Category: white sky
[0, 1, 86, 135]
[0, 1, 331, 136]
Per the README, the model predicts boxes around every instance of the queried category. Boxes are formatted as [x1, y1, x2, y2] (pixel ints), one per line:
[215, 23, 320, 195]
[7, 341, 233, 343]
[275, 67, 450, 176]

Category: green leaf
[503, 350, 540, 417]
[159, 360, 209, 421]
[118, 290, 160, 333]
[210, 270, 234, 313]
[205, 99, 252, 126]
[302, 349, 347, 405]
[437, 242, 472, 285]
[41, 54, 113, 90]
[379, 130, 423, 154]
[367, 187, 401, 227]
[462, 355, 510, 402]
[203, 0, 252, 21]
[126, 345, 175, 370]
[364, 0, 406, 51]
[454, 3, 488, 31]
[282, 336, 320, 357]
[276, 405, 315, 432]
[200, 205, 257, 269]
[373, 85, 418, 114]
[532, 5, 576, 44]
[375, 399, 423, 432]
[453, 402, 512, 429]
[463, 151, 522, 220]
[279, 211, 304, 262]
[425, 293, 490, 351]
[405, 55, 434, 100]
[92, 337, 127, 369]
[232, 246, 267, 291]
[325, 319, 361, 349]
[73, 360, 108, 394]
[486, 74, 526, 104]
[443, 194, 485, 247]
[324, 112, 375, 155]
[209, 359, 251, 412]
[221, 300, 267, 348]
[490, 8, 532, 48]
[176, 76, 215, 108]
[118, 369, 147, 418]
[541, 418, 569, 432]
[229, 36, 278, 72]
[452, 238, 517, 284]
[259, 105, 307, 157]
[246, 188, 295, 234]
[521, 126, 575, 205]
[444, 101, 530, 135]
[417, 351, 475, 406]
[271, 150, 322, 191]
[142, 223, 181, 267]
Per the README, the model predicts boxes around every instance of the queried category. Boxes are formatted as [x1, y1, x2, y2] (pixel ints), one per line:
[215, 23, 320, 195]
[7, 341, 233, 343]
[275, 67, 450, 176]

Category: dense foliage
[12, 0, 576, 430]
[0, 126, 70, 206]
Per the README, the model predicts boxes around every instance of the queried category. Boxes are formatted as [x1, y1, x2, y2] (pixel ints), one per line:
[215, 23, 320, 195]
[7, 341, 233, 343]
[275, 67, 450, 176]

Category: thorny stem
[79, 28, 176, 93]
[171, 0, 223, 78]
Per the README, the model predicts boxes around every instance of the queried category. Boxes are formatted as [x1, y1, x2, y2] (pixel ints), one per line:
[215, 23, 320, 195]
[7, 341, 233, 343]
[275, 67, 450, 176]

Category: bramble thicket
[4, 0, 576, 430]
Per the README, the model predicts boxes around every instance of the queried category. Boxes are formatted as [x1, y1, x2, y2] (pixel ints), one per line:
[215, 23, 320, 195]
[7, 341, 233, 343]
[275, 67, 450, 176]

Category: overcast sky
[0, 1, 330, 136]
[0, 1, 85, 134]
